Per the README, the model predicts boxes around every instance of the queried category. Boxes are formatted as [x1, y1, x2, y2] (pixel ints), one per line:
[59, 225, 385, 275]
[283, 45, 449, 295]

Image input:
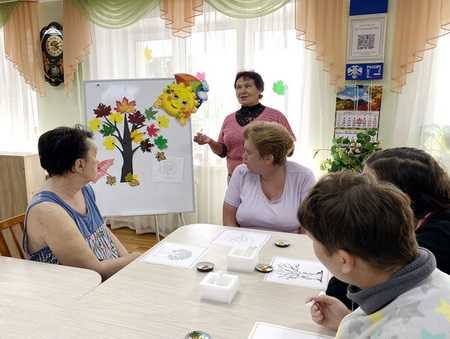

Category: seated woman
[24, 126, 139, 281]
[223, 121, 315, 233]
[326, 147, 450, 309]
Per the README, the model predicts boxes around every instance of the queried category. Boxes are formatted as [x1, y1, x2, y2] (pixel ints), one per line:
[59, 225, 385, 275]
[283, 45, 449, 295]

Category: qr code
[357, 34, 375, 50]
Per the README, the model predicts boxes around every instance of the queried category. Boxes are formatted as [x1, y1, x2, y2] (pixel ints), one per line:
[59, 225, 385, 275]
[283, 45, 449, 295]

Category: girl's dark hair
[38, 126, 93, 177]
[365, 147, 450, 218]
[234, 71, 264, 92]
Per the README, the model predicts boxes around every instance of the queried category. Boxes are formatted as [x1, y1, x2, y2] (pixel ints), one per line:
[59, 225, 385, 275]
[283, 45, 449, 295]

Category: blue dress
[23, 185, 119, 264]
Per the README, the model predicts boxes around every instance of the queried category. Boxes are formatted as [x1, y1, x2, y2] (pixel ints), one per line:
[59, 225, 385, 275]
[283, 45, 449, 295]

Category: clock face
[46, 35, 63, 57]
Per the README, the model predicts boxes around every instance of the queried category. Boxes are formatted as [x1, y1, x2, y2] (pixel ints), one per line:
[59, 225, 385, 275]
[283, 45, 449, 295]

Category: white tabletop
[0, 256, 101, 339]
[45, 225, 335, 339]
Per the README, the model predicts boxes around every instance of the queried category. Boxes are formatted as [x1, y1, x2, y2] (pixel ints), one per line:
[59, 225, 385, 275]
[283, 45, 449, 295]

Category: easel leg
[154, 215, 160, 242]
[178, 213, 186, 226]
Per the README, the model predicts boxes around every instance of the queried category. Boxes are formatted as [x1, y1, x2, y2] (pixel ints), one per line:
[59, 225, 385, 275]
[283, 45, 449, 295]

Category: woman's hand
[306, 294, 351, 331]
[193, 132, 211, 145]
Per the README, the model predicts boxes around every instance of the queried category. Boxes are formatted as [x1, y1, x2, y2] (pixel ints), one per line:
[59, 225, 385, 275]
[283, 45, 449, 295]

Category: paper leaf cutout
[106, 175, 117, 186]
[93, 159, 114, 182]
[145, 107, 158, 120]
[130, 130, 144, 143]
[146, 124, 159, 137]
[140, 139, 154, 152]
[156, 151, 166, 161]
[109, 112, 124, 124]
[103, 136, 116, 150]
[88, 118, 101, 132]
[154, 135, 168, 150]
[99, 124, 115, 136]
[272, 80, 287, 95]
[125, 173, 140, 187]
[144, 47, 152, 61]
[128, 111, 146, 125]
[157, 115, 170, 129]
[115, 97, 136, 113]
[93, 103, 111, 118]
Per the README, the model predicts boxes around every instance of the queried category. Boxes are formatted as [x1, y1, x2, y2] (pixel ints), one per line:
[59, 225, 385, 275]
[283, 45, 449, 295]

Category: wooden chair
[0, 213, 26, 258]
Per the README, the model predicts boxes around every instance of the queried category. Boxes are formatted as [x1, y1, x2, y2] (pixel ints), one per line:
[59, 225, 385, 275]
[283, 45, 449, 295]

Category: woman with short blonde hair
[223, 121, 314, 233]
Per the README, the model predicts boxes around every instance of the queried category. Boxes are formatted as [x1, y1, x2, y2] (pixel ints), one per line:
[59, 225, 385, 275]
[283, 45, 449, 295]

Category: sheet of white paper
[212, 230, 270, 249]
[152, 157, 184, 183]
[248, 322, 333, 339]
[264, 257, 329, 289]
[140, 242, 206, 268]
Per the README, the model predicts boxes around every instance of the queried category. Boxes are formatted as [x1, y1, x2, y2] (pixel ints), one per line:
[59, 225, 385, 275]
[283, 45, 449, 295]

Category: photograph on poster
[334, 84, 382, 139]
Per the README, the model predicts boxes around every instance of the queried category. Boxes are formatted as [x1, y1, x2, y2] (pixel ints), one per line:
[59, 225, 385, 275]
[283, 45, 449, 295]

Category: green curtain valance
[205, 0, 290, 19]
[71, 0, 159, 29]
[0, 1, 18, 28]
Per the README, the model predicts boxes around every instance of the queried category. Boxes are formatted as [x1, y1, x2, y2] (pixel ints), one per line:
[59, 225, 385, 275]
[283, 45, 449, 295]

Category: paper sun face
[159, 83, 197, 118]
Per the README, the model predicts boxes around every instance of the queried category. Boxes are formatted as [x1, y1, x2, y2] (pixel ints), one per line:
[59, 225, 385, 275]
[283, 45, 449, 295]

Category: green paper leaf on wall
[272, 80, 287, 95]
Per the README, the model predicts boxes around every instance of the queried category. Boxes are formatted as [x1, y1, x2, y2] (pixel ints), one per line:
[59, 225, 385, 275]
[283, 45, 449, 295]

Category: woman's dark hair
[365, 147, 450, 219]
[234, 71, 264, 92]
[298, 171, 418, 270]
[38, 126, 93, 177]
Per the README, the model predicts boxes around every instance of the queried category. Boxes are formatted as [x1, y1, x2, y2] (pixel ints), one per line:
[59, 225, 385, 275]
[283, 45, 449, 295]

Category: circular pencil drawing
[168, 249, 192, 260]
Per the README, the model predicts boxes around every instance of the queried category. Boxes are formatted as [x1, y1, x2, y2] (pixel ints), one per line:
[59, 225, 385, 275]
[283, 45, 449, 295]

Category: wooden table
[46, 225, 335, 339]
[0, 256, 101, 338]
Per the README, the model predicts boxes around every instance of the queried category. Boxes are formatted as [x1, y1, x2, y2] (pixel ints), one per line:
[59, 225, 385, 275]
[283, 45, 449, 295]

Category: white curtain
[389, 33, 450, 171]
[0, 28, 39, 152]
[84, 2, 335, 235]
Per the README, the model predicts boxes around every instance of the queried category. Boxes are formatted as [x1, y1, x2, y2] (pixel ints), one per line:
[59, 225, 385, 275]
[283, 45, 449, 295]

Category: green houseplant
[319, 129, 381, 172]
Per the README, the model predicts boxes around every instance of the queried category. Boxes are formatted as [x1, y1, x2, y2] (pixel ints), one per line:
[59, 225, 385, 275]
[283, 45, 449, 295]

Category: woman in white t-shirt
[223, 121, 315, 233]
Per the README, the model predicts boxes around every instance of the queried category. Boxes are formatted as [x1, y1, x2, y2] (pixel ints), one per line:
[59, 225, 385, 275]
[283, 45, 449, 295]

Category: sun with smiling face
[154, 83, 198, 125]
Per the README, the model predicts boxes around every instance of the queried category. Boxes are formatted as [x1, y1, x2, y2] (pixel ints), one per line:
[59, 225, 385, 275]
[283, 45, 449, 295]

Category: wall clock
[40, 22, 64, 86]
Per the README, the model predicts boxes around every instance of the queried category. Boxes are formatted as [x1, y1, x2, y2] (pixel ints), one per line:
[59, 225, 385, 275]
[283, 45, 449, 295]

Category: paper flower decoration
[272, 80, 287, 95]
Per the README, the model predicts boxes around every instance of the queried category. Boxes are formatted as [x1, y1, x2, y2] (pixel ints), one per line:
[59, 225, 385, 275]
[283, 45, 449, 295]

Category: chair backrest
[0, 213, 25, 258]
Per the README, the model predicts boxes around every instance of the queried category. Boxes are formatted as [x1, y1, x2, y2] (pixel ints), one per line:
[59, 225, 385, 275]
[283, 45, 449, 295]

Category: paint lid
[185, 330, 211, 339]
[196, 261, 214, 272]
[255, 264, 273, 273]
[274, 240, 290, 248]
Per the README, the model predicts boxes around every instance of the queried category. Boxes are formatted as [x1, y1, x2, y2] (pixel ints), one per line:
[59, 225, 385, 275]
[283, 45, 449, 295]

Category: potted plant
[318, 129, 381, 172]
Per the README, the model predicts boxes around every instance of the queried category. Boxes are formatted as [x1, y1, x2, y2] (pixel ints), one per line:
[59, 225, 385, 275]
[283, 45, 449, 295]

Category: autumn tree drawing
[88, 97, 169, 184]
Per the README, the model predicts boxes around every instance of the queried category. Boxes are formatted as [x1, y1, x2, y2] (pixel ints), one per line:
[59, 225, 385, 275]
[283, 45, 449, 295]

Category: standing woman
[194, 71, 295, 178]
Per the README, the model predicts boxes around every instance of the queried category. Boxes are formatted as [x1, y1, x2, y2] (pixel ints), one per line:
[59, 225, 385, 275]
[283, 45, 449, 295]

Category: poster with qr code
[347, 14, 386, 63]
